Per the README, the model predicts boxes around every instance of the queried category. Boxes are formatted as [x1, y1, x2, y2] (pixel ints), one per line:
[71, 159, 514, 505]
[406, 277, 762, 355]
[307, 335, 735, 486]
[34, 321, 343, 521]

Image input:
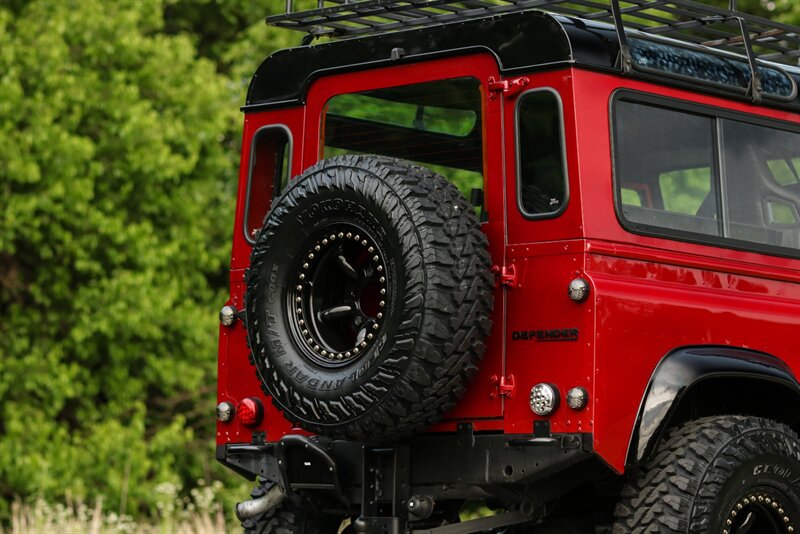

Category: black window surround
[244, 125, 293, 245]
[515, 88, 570, 220]
[611, 90, 800, 260]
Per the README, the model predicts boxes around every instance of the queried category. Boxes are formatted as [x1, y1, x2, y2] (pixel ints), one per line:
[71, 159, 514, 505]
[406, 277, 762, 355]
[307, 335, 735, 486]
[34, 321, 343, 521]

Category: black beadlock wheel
[613, 415, 800, 533]
[245, 155, 493, 442]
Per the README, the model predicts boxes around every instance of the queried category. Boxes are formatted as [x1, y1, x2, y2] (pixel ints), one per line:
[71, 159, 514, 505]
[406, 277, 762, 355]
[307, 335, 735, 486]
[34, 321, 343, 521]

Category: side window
[721, 120, 800, 248]
[321, 78, 484, 204]
[615, 101, 720, 236]
[614, 96, 800, 254]
[245, 127, 291, 242]
[517, 90, 568, 217]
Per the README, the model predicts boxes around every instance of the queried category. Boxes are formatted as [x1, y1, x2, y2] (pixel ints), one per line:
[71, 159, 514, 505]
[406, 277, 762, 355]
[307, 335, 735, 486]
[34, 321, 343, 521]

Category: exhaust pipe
[235, 484, 286, 521]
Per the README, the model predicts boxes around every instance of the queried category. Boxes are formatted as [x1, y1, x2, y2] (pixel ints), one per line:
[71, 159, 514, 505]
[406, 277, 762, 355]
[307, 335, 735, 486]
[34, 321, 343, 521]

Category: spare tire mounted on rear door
[245, 155, 494, 442]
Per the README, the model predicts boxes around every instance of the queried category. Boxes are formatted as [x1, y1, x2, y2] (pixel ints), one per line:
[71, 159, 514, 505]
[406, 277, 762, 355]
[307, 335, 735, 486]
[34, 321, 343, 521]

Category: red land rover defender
[216, 1, 800, 532]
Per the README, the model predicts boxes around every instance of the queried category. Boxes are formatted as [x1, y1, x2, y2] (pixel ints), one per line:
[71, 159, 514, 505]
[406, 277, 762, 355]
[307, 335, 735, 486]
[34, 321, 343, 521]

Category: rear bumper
[217, 427, 594, 504]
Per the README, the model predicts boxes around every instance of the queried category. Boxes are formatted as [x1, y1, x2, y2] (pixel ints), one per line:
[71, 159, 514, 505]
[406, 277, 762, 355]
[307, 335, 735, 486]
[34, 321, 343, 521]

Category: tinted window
[245, 127, 290, 242]
[517, 91, 567, 216]
[614, 98, 800, 254]
[721, 120, 800, 249]
[323, 78, 483, 201]
[615, 102, 720, 237]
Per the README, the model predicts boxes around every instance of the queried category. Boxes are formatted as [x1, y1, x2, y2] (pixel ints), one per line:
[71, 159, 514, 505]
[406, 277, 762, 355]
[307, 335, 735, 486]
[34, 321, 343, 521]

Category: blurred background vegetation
[0, 0, 798, 532]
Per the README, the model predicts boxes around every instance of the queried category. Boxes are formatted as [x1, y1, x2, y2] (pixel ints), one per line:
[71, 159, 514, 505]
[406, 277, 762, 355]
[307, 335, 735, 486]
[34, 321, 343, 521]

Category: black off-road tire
[613, 415, 800, 533]
[242, 481, 342, 534]
[246, 155, 493, 442]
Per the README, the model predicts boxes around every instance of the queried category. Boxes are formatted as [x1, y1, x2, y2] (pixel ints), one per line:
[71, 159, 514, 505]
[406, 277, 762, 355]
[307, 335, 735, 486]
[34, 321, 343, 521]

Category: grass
[4, 481, 229, 534]
[3, 491, 496, 533]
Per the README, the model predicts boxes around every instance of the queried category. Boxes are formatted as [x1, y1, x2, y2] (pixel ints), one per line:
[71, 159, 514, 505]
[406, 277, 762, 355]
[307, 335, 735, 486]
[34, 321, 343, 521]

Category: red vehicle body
[217, 1, 800, 532]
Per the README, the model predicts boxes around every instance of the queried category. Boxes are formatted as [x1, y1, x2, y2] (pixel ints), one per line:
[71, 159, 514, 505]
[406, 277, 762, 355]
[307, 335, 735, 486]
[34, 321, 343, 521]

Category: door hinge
[488, 76, 530, 99]
[490, 374, 516, 399]
[491, 263, 518, 288]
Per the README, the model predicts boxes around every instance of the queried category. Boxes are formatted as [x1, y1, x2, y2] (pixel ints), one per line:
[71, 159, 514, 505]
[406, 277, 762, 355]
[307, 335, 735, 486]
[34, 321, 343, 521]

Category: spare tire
[245, 155, 493, 442]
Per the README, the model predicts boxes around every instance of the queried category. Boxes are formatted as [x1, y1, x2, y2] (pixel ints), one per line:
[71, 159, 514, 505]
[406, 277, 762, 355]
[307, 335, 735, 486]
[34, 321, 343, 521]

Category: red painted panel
[568, 69, 800, 471]
[587, 243, 800, 471]
[501, 241, 595, 436]
[217, 282, 296, 444]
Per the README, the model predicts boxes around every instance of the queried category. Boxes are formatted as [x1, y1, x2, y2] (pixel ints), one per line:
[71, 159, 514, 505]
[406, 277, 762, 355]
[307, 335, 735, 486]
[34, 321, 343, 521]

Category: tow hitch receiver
[353, 444, 410, 534]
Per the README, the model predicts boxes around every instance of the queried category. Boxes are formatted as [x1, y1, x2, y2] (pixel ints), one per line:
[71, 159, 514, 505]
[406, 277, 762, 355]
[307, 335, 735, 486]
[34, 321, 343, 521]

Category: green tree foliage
[713, 0, 799, 22]
[0, 0, 798, 525]
[0, 0, 236, 517]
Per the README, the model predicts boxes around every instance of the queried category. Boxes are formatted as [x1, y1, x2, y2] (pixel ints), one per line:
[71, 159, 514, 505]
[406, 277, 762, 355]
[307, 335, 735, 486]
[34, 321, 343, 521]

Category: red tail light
[237, 397, 264, 427]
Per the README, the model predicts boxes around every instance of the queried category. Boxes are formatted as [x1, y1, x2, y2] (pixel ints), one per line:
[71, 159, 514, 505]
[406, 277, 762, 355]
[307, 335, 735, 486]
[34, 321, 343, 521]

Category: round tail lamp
[237, 397, 264, 427]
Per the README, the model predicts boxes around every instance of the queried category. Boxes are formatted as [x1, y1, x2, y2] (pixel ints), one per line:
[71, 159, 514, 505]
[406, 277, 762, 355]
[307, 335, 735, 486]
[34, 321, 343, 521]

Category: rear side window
[517, 90, 568, 217]
[322, 77, 484, 202]
[245, 127, 291, 242]
[721, 120, 800, 247]
[615, 102, 720, 237]
[614, 96, 800, 255]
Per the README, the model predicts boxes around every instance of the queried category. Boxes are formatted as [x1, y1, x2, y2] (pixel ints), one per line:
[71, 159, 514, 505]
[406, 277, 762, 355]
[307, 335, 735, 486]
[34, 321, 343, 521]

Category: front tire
[613, 415, 800, 533]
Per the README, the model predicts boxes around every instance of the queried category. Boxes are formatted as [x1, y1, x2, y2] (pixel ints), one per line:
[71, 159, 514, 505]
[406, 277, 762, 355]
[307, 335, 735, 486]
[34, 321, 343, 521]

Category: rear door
[303, 54, 507, 424]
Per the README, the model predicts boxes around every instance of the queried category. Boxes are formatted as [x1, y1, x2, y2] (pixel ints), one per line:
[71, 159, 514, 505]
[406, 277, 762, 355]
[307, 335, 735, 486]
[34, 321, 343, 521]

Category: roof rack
[271, 1, 800, 73]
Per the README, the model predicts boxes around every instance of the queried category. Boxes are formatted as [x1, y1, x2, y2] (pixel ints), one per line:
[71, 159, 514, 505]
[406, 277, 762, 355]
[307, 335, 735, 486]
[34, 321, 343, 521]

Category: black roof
[246, 9, 800, 113]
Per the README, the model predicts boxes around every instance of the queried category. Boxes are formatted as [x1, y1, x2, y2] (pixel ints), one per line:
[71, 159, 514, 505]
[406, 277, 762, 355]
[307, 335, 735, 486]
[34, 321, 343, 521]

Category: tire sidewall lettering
[255, 180, 409, 402]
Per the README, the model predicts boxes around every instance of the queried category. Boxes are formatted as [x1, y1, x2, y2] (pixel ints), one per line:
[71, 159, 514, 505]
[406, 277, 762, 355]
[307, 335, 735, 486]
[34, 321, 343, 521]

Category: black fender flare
[626, 345, 800, 466]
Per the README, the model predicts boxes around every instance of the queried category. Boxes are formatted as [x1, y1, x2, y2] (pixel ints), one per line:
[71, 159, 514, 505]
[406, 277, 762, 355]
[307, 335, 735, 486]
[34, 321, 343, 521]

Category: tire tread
[613, 415, 800, 533]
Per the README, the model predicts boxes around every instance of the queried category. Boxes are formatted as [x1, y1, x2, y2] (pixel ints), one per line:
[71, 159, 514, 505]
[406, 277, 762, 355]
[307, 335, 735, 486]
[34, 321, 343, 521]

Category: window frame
[610, 89, 800, 259]
[243, 124, 293, 245]
[515, 87, 570, 220]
